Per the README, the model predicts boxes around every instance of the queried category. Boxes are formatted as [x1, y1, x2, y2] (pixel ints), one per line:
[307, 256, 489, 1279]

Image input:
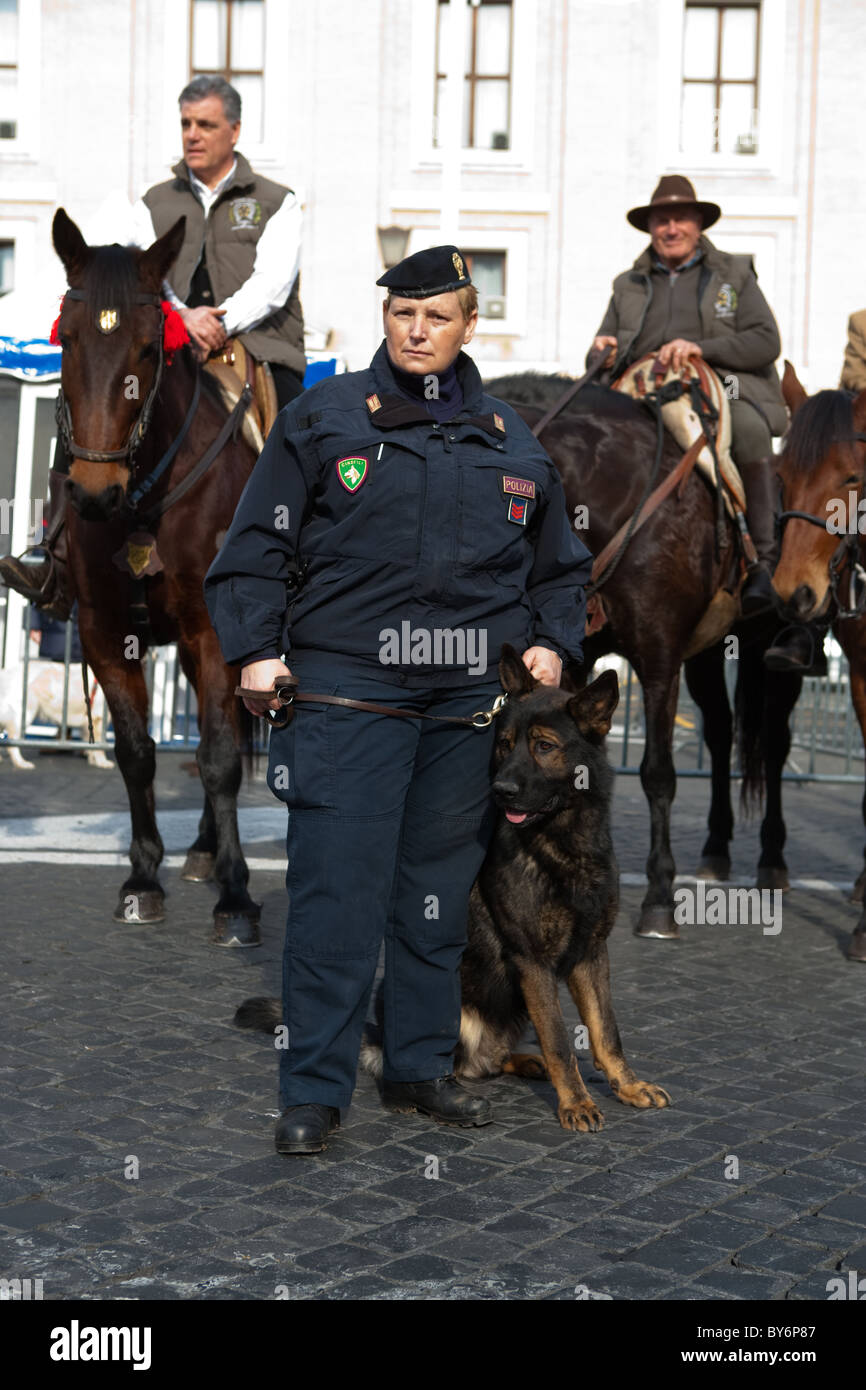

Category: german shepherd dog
[448, 647, 670, 1130]
[236, 647, 670, 1131]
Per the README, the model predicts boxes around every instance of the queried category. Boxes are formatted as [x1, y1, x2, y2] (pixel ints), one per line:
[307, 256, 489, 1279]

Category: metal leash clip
[470, 692, 509, 728]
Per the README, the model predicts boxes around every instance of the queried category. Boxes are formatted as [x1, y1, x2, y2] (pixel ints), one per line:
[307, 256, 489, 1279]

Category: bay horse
[51, 208, 261, 947]
[485, 373, 802, 938]
[772, 362, 866, 961]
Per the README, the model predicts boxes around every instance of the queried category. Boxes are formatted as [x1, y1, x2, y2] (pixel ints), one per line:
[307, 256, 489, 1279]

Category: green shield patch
[336, 456, 369, 493]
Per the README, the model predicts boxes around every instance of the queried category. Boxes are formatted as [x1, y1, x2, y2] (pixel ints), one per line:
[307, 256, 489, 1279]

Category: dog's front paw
[558, 1097, 604, 1132]
[612, 1079, 671, 1109]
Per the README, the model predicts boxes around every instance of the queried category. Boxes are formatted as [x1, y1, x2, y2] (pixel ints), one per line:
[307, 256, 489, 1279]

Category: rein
[529, 347, 611, 438]
[235, 681, 509, 731]
[777, 431, 866, 619]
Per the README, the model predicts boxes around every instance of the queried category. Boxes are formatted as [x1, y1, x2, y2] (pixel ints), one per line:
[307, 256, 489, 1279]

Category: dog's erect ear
[53, 208, 92, 280]
[568, 669, 619, 738]
[139, 216, 187, 291]
[498, 643, 538, 696]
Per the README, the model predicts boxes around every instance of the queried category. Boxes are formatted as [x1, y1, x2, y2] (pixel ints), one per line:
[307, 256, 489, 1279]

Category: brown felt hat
[626, 175, 721, 232]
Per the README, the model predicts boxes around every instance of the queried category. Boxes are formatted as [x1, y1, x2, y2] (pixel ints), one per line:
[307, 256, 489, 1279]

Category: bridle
[776, 430, 866, 620]
[54, 287, 202, 510]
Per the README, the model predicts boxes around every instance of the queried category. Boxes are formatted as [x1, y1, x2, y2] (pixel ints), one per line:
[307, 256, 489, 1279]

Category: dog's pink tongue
[506, 810, 528, 824]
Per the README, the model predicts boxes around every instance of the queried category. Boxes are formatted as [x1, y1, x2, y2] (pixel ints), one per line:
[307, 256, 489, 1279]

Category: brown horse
[52, 208, 261, 947]
[773, 362, 866, 961]
[486, 374, 804, 937]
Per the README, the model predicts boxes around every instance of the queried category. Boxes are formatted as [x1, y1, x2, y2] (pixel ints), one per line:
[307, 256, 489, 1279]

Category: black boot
[382, 1074, 493, 1126]
[764, 623, 829, 677]
[0, 467, 72, 621]
[738, 456, 779, 617]
[275, 1104, 341, 1155]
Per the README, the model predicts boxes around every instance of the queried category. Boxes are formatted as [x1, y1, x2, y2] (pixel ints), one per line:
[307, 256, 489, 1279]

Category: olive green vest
[143, 153, 306, 376]
[609, 237, 788, 434]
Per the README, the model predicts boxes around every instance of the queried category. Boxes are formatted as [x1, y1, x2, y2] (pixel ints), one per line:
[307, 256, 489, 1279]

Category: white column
[438, 0, 470, 242]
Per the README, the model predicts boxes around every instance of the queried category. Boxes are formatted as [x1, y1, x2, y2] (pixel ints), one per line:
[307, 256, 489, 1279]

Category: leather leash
[235, 681, 508, 731]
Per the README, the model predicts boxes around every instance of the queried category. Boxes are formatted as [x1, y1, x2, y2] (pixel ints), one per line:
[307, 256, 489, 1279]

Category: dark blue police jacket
[204, 342, 593, 685]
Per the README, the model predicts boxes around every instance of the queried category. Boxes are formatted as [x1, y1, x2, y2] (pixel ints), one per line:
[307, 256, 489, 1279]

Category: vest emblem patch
[714, 283, 737, 319]
[337, 456, 369, 493]
[228, 197, 262, 229]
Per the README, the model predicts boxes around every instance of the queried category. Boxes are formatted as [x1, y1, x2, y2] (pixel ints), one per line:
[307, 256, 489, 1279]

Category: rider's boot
[0, 464, 73, 622]
[764, 620, 830, 678]
[738, 456, 778, 617]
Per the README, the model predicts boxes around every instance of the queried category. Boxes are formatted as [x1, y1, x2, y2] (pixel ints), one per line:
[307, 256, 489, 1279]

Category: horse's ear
[499, 644, 538, 696]
[138, 216, 187, 291]
[53, 208, 91, 279]
[782, 360, 809, 416]
[853, 388, 866, 433]
[568, 669, 619, 740]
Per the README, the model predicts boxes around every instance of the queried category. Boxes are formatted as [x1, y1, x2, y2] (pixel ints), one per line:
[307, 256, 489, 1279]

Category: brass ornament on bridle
[97, 307, 120, 334]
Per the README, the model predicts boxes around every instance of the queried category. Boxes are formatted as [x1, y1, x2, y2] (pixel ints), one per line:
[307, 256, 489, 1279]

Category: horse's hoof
[756, 866, 790, 891]
[634, 907, 679, 940]
[850, 871, 866, 905]
[180, 850, 216, 882]
[847, 928, 866, 962]
[113, 890, 166, 923]
[212, 909, 261, 949]
[696, 856, 730, 881]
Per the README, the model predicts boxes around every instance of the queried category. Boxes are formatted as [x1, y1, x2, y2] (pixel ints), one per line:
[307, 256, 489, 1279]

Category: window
[0, 0, 18, 140]
[434, 0, 513, 151]
[466, 250, 506, 318]
[681, 2, 760, 157]
[0, 241, 13, 296]
[189, 0, 265, 142]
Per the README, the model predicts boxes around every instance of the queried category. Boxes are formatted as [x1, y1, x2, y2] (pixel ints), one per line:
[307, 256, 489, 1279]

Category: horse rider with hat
[204, 244, 593, 1154]
[591, 175, 821, 674]
[0, 73, 306, 626]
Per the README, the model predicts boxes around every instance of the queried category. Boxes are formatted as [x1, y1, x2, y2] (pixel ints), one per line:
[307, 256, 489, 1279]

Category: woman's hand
[521, 646, 562, 687]
[240, 657, 293, 717]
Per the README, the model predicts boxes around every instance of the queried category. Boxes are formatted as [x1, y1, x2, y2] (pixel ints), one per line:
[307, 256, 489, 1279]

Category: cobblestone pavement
[1, 747, 865, 1302]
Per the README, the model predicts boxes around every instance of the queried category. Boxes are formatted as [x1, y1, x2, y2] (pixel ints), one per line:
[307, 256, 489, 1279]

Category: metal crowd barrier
[1, 597, 863, 783]
[0, 598, 200, 756]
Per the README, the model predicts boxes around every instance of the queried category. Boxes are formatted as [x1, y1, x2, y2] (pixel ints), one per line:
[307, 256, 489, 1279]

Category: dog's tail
[358, 979, 386, 1079]
[233, 996, 281, 1032]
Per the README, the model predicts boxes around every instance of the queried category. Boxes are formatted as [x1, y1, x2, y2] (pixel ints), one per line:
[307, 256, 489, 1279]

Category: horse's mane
[784, 388, 857, 475]
[77, 243, 141, 318]
[483, 371, 646, 421]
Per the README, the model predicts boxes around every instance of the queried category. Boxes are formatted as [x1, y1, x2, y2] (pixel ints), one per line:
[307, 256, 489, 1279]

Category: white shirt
[130, 159, 303, 338]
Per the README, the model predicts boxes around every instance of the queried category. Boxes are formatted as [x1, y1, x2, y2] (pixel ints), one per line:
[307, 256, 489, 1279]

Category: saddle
[203, 338, 279, 454]
[612, 354, 746, 516]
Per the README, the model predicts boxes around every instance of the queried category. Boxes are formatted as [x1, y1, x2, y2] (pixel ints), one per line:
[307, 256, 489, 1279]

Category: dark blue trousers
[267, 652, 501, 1109]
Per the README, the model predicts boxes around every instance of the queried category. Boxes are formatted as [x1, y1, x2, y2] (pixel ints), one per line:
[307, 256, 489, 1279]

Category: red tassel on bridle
[48, 296, 191, 364]
[160, 300, 189, 364]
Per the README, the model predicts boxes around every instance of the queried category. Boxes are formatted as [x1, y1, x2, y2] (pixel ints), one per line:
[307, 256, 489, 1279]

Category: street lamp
[377, 225, 411, 271]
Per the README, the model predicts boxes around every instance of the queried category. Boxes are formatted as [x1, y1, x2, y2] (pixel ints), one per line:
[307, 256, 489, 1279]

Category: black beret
[377, 244, 472, 297]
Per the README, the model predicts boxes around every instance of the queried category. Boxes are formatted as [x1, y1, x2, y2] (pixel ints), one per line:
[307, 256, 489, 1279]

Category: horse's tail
[735, 647, 765, 815]
[236, 697, 262, 780]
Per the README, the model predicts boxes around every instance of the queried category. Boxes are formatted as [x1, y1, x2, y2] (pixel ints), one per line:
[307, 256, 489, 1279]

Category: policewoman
[205, 246, 592, 1154]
